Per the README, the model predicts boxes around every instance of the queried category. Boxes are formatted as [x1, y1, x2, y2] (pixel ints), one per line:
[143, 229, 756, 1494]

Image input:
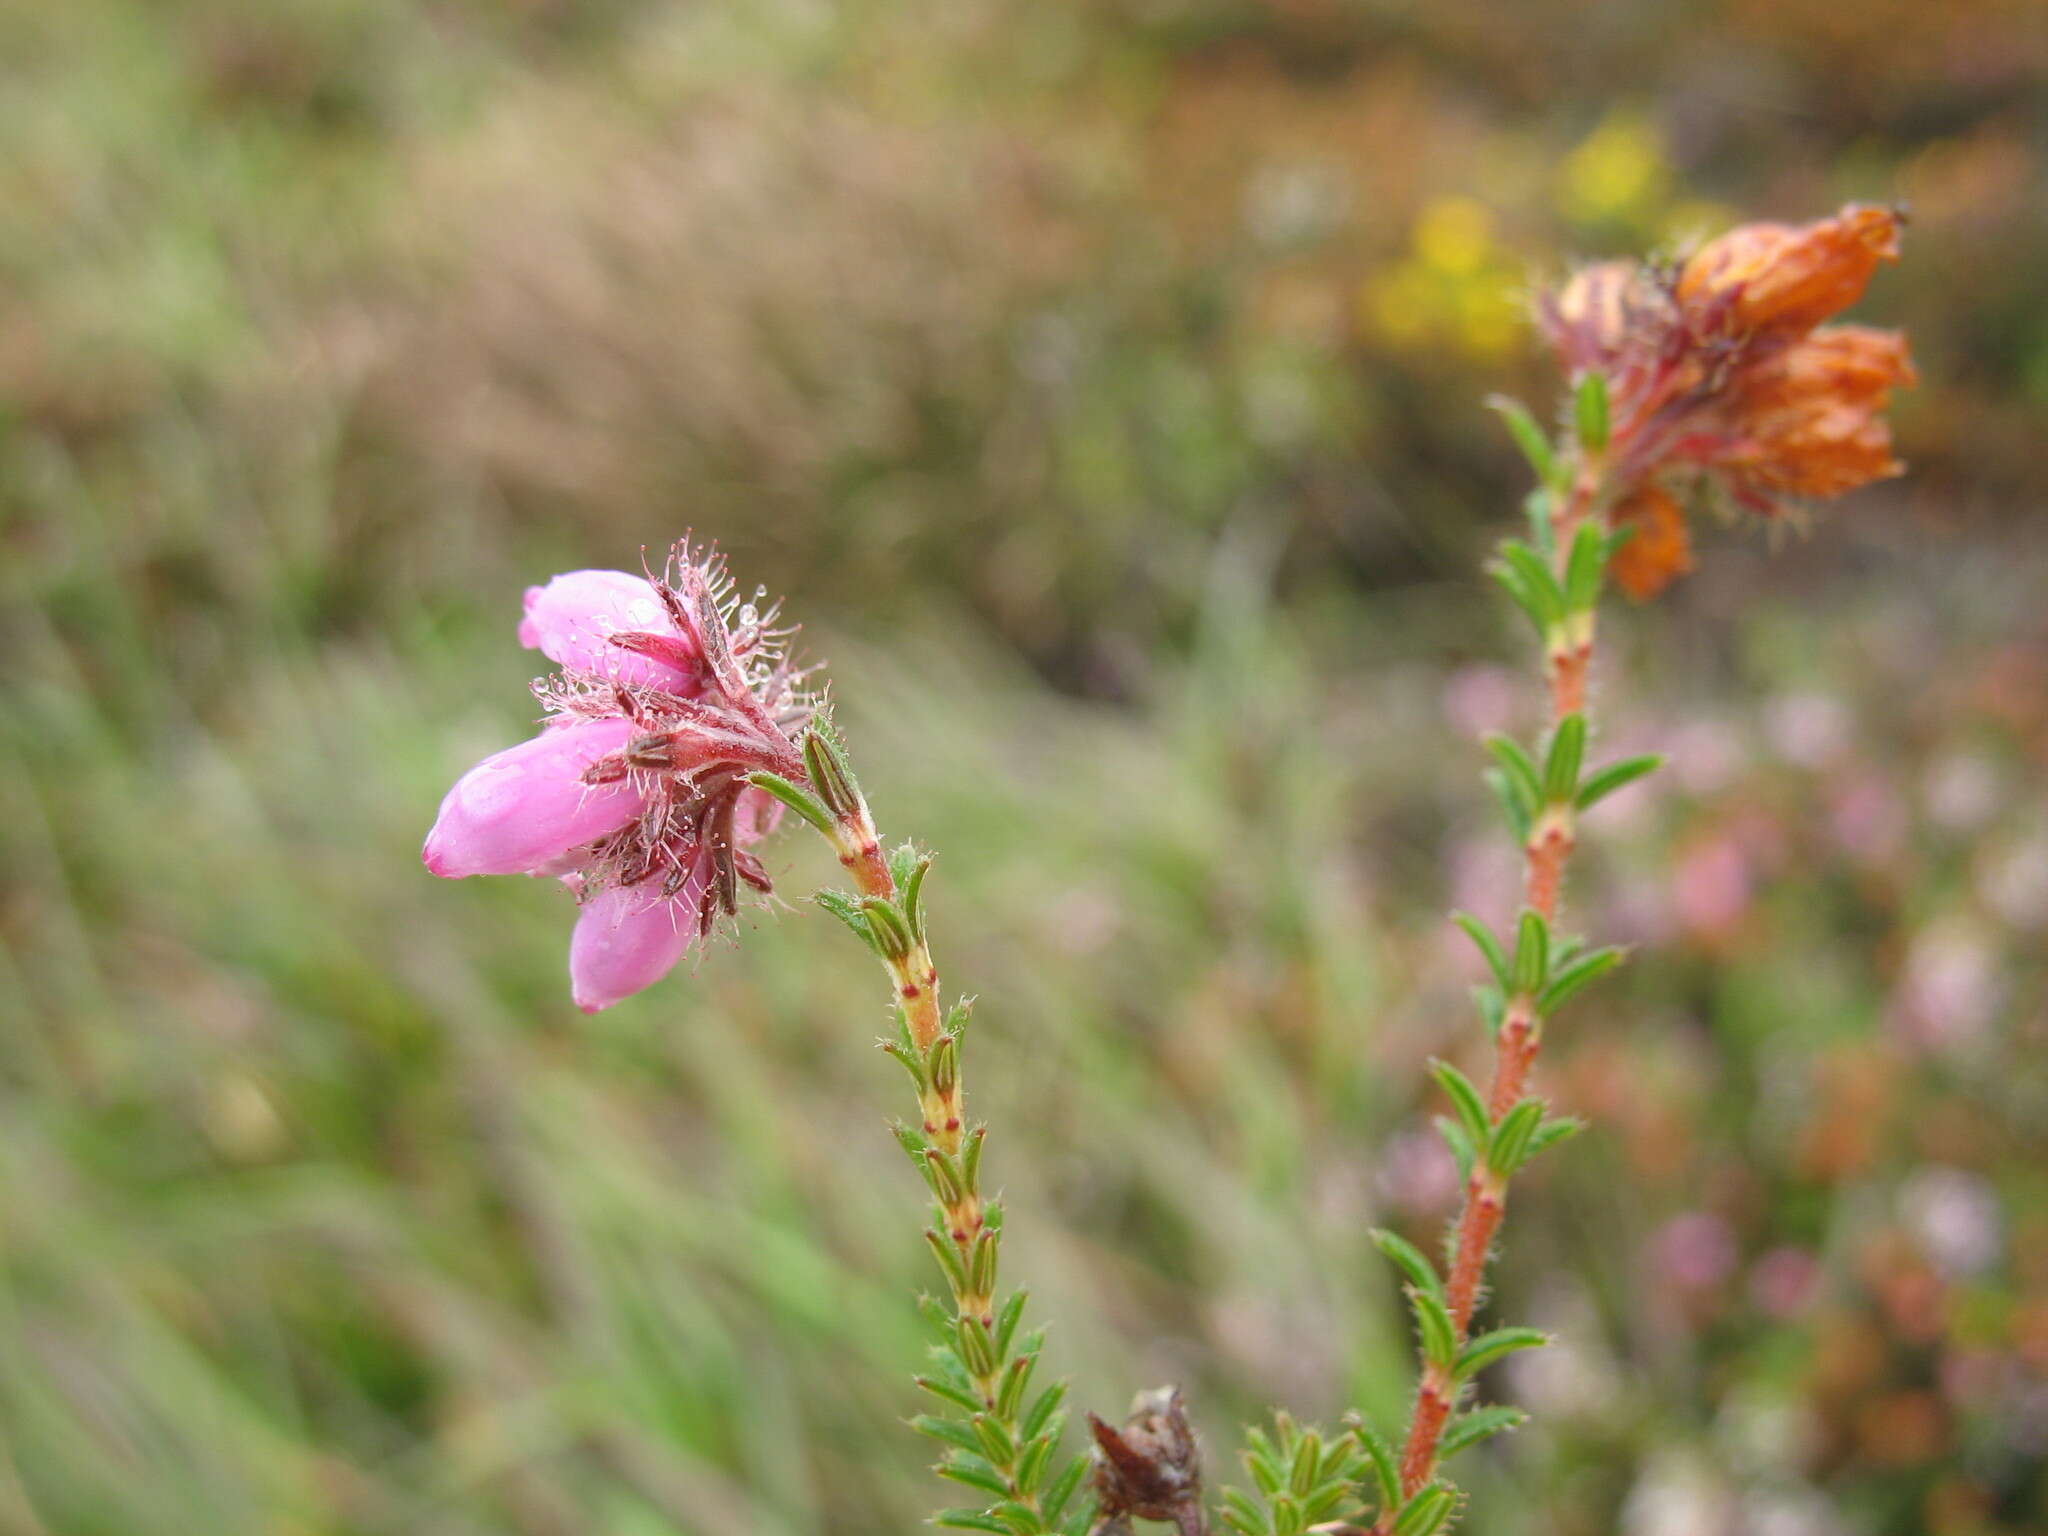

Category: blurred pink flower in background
[1763, 691, 1853, 770]
[1606, 873, 1680, 948]
[1740, 1490, 1850, 1536]
[1923, 750, 2001, 833]
[1653, 1211, 1740, 1293]
[1666, 718, 1744, 796]
[1978, 827, 2048, 930]
[1726, 804, 1791, 873]
[1890, 920, 2004, 1056]
[1446, 832, 1521, 931]
[1748, 1245, 1823, 1319]
[1899, 1166, 2002, 1279]
[1674, 835, 1753, 939]
[1374, 1126, 1461, 1217]
[1939, 1348, 2013, 1412]
[1621, 1449, 1736, 1536]
[1827, 774, 1907, 866]
[1507, 1279, 1620, 1421]
[1440, 662, 1521, 738]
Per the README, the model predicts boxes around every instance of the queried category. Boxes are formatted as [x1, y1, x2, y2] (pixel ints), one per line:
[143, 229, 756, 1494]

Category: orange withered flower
[1711, 325, 1916, 503]
[1608, 482, 1694, 601]
[1676, 204, 1902, 338]
[1537, 203, 1913, 600]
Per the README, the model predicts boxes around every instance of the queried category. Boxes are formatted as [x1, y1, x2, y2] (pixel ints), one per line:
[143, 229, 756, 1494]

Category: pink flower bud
[569, 879, 706, 1014]
[518, 570, 704, 693]
[423, 718, 646, 878]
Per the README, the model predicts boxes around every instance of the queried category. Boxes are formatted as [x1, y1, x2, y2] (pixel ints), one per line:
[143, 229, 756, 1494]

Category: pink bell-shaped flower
[568, 878, 709, 1014]
[426, 542, 812, 1009]
[422, 718, 646, 878]
[518, 570, 706, 694]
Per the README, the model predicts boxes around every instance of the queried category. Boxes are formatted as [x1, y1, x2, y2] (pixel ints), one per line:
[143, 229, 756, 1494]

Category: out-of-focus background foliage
[3, 2, 2045, 1533]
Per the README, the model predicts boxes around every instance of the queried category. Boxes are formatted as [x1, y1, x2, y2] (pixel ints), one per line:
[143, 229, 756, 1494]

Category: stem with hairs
[750, 725, 1093, 1536]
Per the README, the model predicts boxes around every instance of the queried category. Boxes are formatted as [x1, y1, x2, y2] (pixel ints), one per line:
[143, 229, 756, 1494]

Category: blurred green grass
[3, 2, 2046, 1534]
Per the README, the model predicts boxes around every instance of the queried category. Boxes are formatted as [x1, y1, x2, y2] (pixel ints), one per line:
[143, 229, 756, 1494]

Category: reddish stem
[1486, 998, 1542, 1120]
[842, 838, 893, 901]
[1523, 821, 1574, 929]
[1440, 1174, 1506, 1335]
[1396, 1375, 1456, 1494]
[1547, 643, 1591, 718]
[1375, 465, 1607, 1526]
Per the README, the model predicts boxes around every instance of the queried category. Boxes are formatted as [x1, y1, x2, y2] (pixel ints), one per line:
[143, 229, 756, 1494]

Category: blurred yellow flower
[1363, 198, 1524, 357]
[1560, 114, 1668, 225]
[1414, 196, 1494, 275]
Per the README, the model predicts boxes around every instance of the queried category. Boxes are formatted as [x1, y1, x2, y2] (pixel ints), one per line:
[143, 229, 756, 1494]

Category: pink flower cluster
[423, 544, 811, 1011]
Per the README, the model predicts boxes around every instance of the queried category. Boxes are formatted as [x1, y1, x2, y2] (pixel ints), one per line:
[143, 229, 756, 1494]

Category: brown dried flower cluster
[1540, 204, 1915, 599]
[1088, 1389, 1205, 1536]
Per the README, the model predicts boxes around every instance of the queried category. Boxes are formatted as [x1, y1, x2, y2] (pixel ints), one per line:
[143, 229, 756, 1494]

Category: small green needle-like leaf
[1576, 754, 1663, 811]
[1456, 1326, 1551, 1379]
[1488, 393, 1557, 485]
[1440, 1405, 1528, 1460]
[1544, 713, 1586, 802]
[1409, 1289, 1459, 1372]
[1512, 909, 1550, 994]
[1574, 370, 1610, 452]
[1450, 912, 1512, 992]
[1429, 1060, 1491, 1150]
[1487, 1098, 1545, 1175]
[1371, 1228, 1445, 1301]
[1482, 735, 1544, 818]
[1538, 946, 1627, 1014]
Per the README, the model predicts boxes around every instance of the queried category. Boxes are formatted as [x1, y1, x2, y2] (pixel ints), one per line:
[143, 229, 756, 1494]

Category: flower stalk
[752, 730, 1090, 1536]
[1383, 472, 1616, 1519]
[1344, 205, 1912, 1535]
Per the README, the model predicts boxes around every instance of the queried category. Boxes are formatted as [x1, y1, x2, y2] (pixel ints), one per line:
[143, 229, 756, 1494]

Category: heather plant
[423, 206, 1911, 1532]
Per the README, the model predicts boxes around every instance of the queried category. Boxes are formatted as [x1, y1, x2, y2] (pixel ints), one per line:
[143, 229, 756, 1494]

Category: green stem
[786, 738, 1087, 1533]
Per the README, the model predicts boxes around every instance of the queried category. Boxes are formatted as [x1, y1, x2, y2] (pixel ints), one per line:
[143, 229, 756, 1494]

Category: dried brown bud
[1089, 1387, 1205, 1536]
[1677, 204, 1901, 337]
